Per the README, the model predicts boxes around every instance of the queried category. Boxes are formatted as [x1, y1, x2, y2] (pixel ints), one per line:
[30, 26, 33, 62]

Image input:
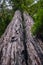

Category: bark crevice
[21, 12, 28, 65]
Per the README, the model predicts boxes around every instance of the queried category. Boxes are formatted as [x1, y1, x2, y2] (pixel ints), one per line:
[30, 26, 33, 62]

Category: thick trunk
[23, 12, 43, 65]
[0, 10, 25, 65]
[0, 10, 43, 65]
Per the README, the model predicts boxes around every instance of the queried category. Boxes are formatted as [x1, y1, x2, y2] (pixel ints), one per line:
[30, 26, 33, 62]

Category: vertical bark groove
[21, 12, 28, 65]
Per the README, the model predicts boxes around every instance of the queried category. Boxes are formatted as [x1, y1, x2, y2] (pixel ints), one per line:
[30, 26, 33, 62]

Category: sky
[0, 0, 12, 10]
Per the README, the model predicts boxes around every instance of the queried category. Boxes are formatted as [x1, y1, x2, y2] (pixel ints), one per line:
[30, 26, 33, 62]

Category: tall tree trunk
[0, 10, 43, 65]
[23, 12, 43, 65]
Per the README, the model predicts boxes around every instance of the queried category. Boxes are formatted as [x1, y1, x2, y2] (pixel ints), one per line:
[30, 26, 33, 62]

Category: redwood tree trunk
[0, 10, 43, 65]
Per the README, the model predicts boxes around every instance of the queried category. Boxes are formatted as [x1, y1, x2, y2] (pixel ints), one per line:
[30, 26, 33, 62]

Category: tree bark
[0, 10, 43, 65]
[23, 12, 43, 65]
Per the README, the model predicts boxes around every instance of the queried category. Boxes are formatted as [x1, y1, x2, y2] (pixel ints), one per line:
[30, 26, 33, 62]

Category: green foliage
[31, 9, 43, 37]
[12, 0, 34, 12]
[0, 0, 14, 37]
[28, 0, 43, 17]
[28, 4, 38, 16]
[0, 9, 14, 37]
[38, 0, 43, 9]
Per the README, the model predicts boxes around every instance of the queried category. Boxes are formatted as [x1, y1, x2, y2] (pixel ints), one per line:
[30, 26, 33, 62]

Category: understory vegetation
[0, 0, 43, 39]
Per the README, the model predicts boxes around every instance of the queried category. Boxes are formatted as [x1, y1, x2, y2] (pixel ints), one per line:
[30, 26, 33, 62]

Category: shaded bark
[23, 12, 43, 65]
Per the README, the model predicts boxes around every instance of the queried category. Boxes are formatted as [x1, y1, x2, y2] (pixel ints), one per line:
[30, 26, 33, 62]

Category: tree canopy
[11, 0, 34, 12]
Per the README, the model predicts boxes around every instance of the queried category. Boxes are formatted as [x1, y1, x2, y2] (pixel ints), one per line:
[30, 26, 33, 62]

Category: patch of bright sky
[5, 0, 12, 10]
[34, 1, 37, 3]
[0, 0, 12, 10]
[0, 0, 3, 4]
[6, 5, 12, 10]
[6, 1, 9, 5]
